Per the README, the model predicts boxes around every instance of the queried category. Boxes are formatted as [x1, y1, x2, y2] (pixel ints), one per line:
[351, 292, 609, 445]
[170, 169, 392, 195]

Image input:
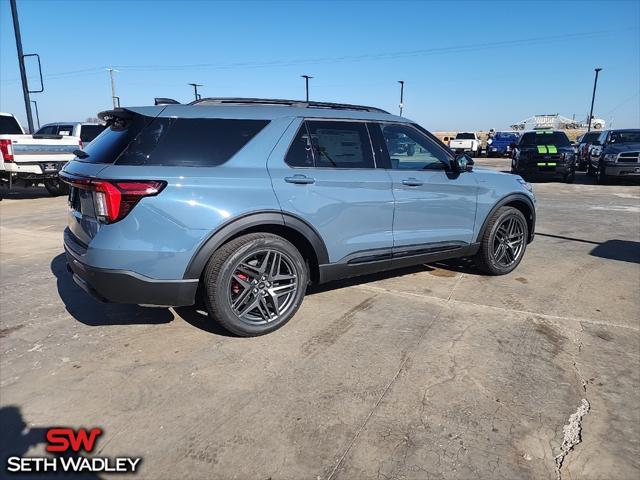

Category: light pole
[189, 83, 203, 101]
[31, 100, 40, 129]
[301, 75, 312, 102]
[398, 80, 405, 116]
[587, 68, 602, 132]
[10, 0, 35, 133]
[107, 68, 119, 108]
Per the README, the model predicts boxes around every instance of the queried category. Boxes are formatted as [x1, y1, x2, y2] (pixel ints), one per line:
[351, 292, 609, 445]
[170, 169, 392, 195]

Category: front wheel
[563, 169, 575, 183]
[44, 178, 69, 196]
[596, 164, 609, 185]
[474, 206, 528, 275]
[202, 233, 308, 336]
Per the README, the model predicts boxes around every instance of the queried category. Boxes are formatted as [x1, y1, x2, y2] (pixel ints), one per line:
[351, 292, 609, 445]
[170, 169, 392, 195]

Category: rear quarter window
[116, 118, 269, 166]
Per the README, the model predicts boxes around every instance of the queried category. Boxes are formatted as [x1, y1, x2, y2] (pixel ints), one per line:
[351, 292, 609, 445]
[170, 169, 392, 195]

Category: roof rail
[189, 97, 389, 114]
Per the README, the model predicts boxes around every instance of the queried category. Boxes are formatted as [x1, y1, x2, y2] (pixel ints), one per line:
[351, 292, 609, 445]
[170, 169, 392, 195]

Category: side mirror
[453, 153, 473, 173]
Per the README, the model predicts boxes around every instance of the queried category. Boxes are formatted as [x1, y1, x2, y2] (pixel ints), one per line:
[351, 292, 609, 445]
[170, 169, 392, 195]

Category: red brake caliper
[232, 272, 249, 295]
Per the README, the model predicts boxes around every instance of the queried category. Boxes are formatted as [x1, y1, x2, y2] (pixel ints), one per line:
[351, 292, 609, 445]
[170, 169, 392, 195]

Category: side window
[306, 121, 374, 169]
[285, 123, 314, 167]
[380, 124, 449, 170]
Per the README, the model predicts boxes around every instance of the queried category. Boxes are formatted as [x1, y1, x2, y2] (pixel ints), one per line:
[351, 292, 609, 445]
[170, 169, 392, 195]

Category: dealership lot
[1, 158, 638, 479]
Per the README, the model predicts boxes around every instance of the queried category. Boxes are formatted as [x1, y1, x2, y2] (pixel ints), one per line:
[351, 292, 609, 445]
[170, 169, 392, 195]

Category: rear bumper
[64, 230, 198, 306]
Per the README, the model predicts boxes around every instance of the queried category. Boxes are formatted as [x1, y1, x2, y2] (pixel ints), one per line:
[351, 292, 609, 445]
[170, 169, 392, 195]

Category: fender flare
[475, 193, 536, 243]
[183, 210, 329, 280]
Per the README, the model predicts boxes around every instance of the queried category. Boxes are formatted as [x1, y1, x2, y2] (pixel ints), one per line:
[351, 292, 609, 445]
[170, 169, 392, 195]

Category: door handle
[401, 178, 424, 187]
[285, 174, 315, 185]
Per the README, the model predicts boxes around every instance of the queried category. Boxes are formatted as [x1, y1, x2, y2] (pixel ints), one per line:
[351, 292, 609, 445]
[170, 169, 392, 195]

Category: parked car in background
[575, 131, 601, 170]
[35, 122, 106, 147]
[449, 132, 482, 157]
[587, 129, 640, 184]
[486, 132, 519, 157]
[511, 130, 576, 183]
[61, 98, 535, 337]
[0, 112, 81, 196]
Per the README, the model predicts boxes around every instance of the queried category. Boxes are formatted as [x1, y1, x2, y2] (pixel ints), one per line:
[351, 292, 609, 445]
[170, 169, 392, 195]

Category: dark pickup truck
[510, 130, 576, 183]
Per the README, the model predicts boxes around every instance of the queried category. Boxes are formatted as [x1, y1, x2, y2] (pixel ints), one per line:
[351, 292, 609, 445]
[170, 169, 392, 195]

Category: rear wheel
[474, 206, 528, 275]
[202, 233, 308, 336]
[44, 178, 69, 196]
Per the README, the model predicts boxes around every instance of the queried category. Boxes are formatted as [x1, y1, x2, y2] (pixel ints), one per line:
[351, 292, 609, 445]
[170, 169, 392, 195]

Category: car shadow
[537, 233, 640, 264]
[51, 253, 174, 327]
[590, 239, 640, 264]
[173, 305, 237, 337]
[0, 186, 53, 200]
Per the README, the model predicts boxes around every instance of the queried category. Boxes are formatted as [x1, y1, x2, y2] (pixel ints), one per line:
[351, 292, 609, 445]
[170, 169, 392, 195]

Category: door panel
[267, 119, 394, 263]
[372, 123, 479, 248]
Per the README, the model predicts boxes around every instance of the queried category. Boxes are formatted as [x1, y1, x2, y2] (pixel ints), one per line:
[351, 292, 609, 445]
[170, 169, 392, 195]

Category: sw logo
[46, 427, 103, 453]
[6, 426, 142, 475]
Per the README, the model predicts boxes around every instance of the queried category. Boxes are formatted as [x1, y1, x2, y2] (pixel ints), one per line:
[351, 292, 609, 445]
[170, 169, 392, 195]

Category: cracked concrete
[555, 399, 590, 480]
[1, 161, 639, 479]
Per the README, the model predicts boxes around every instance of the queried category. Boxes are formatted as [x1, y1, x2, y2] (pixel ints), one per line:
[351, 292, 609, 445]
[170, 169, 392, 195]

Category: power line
[2, 27, 634, 85]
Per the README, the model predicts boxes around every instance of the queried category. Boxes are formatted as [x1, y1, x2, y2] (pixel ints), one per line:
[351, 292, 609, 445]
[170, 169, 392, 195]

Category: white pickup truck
[1, 112, 81, 196]
[449, 132, 482, 157]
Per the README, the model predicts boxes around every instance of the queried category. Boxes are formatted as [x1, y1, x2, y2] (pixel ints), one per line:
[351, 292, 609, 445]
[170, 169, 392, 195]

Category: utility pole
[587, 68, 602, 132]
[10, 0, 34, 133]
[188, 83, 203, 101]
[107, 68, 119, 108]
[301, 75, 312, 102]
[31, 100, 40, 129]
[398, 80, 405, 116]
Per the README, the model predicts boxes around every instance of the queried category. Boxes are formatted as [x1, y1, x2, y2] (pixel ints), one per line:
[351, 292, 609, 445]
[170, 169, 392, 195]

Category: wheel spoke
[227, 247, 300, 325]
[237, 263, 261, 279]
[270, 283, 296, 297]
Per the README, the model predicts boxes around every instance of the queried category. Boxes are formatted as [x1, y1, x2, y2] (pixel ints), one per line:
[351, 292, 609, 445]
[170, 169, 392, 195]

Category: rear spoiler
[97, 108, 134, 129]
[154, 97, 180, 105]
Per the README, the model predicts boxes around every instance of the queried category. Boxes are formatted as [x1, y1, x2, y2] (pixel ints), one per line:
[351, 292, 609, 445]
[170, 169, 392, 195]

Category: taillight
[0, 139, 14, 162]
[60, 174, 165, 223]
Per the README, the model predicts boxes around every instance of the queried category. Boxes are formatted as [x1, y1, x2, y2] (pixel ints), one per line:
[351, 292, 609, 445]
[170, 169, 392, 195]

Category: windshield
[455, 133, 475, 140]
[519, 131, 570, 147]
[0, 115, 23, 135]
[609, 130, 640, 144]
[494, 132, 518, 140]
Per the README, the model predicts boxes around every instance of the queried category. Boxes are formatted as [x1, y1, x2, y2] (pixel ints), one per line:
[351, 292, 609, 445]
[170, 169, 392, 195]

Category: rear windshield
[77, 115, 269, 166]
[519, 132, 571, 147]
[80, 125, 106, 143]
[455, 133, 475, 140]
[56, 125, 75, 136]
[0, 115, 23, 134]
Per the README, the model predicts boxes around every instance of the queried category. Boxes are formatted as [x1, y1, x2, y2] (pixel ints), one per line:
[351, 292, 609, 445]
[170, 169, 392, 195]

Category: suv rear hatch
[62, 107, 167, 247]
[62, 106, 270, 247]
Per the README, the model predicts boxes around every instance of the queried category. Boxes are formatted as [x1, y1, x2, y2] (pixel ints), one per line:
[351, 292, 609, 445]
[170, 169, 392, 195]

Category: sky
[1, 0, 639, 131]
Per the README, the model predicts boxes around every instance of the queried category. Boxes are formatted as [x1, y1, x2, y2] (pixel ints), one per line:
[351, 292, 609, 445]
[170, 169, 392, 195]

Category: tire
[474, 206, 528, 275]
[596, 163, 608, 185]
[202, 233, 308, 337]
[586, 161, 595, 176]
[44, 178, 69, 196]
[563, 170, 575, 183]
